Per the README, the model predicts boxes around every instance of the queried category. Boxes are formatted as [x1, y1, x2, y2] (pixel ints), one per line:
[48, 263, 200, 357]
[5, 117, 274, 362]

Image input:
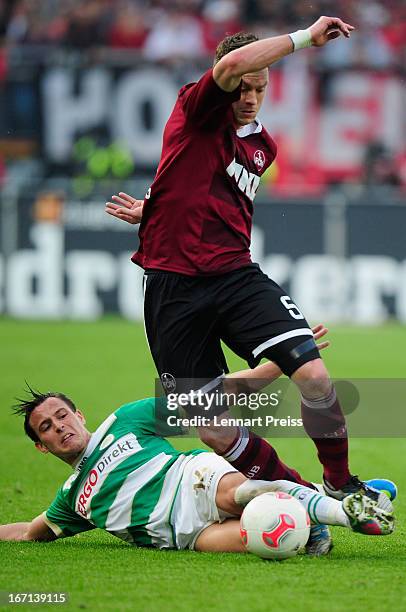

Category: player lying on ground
[105, 17, 391, 538]
[0, 368, 394, 553]
[0, 324, 338, 555]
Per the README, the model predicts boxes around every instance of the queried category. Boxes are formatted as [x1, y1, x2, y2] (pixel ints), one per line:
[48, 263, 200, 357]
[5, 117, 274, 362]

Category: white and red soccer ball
[240, 492, 310, 560]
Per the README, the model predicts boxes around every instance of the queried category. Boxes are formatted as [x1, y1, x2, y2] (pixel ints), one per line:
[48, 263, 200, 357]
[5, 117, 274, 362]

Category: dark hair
[214, 31, 259, 65]
[13, 385, 77, 443]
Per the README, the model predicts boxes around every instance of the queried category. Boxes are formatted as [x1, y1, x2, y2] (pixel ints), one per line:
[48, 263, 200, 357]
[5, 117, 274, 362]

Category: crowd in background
[0, 0, 404, 193]
[0, 0, 405, 69]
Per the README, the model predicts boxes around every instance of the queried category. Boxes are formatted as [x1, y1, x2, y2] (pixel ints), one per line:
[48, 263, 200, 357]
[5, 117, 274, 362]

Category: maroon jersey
[132, 69, 277, 275]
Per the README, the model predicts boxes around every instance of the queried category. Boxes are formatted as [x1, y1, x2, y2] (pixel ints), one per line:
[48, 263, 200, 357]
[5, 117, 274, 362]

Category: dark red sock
[301, 388, 350, 489]
[221, 427, 315, 489]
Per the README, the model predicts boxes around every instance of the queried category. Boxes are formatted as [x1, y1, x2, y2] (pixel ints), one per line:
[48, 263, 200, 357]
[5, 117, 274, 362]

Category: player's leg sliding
[220, 425, 316, 489]
[235, 479, 348, 526]
[279, 482, 394, 536]
[234, 479, 395, 536]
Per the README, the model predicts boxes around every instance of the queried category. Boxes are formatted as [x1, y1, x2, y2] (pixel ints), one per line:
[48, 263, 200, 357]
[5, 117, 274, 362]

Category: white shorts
[171, 452, 237, 550]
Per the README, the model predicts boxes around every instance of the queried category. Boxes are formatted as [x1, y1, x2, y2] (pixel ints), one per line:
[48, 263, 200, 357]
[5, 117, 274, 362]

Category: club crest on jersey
[226, 158, 260, 202]
[99, 433, 115, 451]
[161, 373, 176, 392]
[254, 150, 265, 171]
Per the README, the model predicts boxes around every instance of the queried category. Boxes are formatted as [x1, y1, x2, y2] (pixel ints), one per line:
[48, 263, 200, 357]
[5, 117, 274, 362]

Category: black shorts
[143, 264, 319, 392]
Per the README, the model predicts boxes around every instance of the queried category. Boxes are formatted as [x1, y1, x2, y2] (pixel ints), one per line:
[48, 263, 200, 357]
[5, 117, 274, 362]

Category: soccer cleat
[305, 524, 333, 556]
[323, 475, 393, 514]
[342, 492, 394, 536]
[364, 478, 397, 502]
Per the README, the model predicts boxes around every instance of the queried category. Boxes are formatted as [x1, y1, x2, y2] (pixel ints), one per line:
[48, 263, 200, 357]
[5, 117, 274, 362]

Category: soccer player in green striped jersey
[0, 388, 393, 552]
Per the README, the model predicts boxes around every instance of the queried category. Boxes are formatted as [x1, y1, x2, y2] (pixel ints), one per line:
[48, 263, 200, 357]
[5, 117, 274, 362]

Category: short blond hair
[214, 31, 259, 65]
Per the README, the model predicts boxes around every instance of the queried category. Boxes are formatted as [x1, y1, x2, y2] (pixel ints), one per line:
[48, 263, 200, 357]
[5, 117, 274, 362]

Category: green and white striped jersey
[43, 398, 205, 548]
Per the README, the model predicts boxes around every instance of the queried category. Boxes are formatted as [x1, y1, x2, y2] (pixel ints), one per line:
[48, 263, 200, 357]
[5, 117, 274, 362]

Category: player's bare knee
[216, 472, 246, 515]
[292, 359, 332, 399]
[198, 425, 217, 449]
[197, 425, 231, 454]
[197, 412, 237, 454]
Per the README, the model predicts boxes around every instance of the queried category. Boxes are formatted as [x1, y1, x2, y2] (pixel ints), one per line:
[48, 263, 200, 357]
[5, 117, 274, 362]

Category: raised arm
[213, 15, 354, 92]
[0, 514, 57, 542]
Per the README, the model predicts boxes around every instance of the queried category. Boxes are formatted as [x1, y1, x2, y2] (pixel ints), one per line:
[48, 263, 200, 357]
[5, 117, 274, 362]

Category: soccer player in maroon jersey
[106, 16, 393, 554]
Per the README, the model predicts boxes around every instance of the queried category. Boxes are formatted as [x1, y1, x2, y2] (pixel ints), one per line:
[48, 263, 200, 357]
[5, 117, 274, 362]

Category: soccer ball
[240, 492, 310, 560]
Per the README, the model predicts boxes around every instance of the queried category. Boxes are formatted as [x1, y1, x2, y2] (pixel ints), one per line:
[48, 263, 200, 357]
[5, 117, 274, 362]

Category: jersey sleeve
[44, 488, 96, 538]
[180, 69, 241, 128]
[115, 397, 185, 438]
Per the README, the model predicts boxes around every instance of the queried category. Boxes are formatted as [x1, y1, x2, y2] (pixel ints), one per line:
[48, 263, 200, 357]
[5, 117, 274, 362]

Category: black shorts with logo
[143, 264, 319, 394]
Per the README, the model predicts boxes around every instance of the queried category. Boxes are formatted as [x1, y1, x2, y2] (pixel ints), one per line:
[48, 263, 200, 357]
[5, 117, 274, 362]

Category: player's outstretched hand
[312, 323, 330, 351]
[310, 16, 354, 47]
[105, 192, 144, 225]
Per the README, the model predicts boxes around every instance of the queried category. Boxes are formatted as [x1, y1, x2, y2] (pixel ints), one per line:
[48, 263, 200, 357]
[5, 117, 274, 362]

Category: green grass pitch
[0, 318, 405, 611]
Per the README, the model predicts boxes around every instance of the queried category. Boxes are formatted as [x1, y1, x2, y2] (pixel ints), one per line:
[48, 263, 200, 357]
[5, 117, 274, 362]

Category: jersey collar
[71, 412, 117, 472]
[236, 119, 262, 138]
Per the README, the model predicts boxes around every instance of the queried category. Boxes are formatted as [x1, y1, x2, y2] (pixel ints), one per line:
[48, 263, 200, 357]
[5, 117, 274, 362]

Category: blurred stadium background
[0, 0, 405, 324]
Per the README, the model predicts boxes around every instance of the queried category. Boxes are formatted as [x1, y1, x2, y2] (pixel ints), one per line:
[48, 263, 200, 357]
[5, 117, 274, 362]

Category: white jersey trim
[71, 413, 117, 473]
[236, 119, 262, 138]
[41, 511, 63, 537]
[190, 374, 226, 397]
[252, 328, 314, 358]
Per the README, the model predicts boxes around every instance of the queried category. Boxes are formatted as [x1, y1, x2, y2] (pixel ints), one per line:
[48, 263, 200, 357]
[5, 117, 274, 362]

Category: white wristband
[289, 29, 313, 51]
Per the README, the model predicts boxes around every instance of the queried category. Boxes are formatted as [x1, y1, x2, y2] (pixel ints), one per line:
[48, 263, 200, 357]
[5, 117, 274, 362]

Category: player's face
[232, 70, 269, 127]
[30, 397, 90, 464]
